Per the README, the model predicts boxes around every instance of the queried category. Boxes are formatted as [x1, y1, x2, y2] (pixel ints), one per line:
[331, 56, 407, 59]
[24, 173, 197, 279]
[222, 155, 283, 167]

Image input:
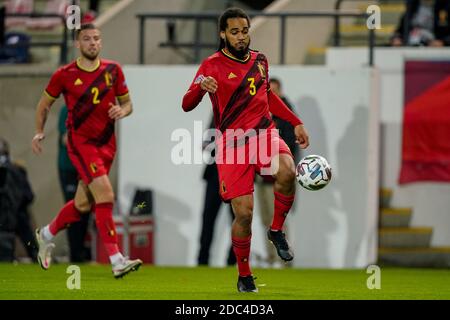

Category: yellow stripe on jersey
[116, 92, 129, 99]
[44, 90, 58, 100]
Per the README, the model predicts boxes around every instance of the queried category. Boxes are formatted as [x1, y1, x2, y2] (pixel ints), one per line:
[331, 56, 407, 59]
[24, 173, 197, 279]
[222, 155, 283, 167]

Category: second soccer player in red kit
[31, 23, 142, 278]
[182, 8, 310, 292]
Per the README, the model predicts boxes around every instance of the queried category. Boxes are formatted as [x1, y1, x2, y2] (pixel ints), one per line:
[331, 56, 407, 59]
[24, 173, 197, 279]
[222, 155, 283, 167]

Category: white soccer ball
[296, 155, 332, 191]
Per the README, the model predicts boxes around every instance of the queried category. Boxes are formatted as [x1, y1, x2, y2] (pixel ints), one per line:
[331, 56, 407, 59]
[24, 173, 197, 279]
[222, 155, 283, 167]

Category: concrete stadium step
[304, 47, 326, 65]
[378, 247, 450, 268]
[379, 188, 393, 208]
[353, 13, 403, 27]
[335, 38, 392, 46]
[380, 208, 412, 228]
[338, 34, 392, 45]
[339, 23, 396, 37]
[379, 227, 433, 248]
[374, 3, 405, 12]
[328, 24, 394, 47]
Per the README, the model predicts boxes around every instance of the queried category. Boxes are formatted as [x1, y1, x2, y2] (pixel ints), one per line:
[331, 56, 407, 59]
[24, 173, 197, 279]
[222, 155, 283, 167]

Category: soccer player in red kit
[31, 24, 142, 278]
[182, 8, 309, 292]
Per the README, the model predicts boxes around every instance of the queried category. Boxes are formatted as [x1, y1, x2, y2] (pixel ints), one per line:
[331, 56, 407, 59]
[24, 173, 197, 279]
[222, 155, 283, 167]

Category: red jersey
[182, 49, 302, 133]
[45, 58, 129, 145]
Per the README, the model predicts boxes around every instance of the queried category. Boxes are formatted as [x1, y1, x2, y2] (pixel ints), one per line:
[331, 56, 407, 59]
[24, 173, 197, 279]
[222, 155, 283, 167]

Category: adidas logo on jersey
[74, 78, 83, 86]
[228, 72, 237, 79]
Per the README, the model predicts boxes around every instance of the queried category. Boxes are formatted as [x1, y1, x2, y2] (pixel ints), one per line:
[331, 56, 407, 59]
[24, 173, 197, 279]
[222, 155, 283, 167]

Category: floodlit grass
[1, 263, 449, 300]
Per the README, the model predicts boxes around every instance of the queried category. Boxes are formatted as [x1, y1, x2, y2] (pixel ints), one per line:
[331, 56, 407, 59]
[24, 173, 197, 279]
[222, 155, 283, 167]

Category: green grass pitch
[1, 263, 449, 300]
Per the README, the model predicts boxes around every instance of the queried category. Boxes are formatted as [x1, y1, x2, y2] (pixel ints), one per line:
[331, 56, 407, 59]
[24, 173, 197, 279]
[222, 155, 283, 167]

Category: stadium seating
[0, 31, 31, 63]
[4, 0, 33, 28]
[304, 0, 405, 65]
[25, 0, 71, 30]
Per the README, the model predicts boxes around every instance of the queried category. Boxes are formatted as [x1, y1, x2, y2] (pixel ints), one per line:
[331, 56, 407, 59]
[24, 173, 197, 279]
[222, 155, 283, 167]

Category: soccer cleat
[35, 228, 55, 270]
[267, 229, 294, 262]
[112, 257, 143, 279]
[237, 275, 258, 293]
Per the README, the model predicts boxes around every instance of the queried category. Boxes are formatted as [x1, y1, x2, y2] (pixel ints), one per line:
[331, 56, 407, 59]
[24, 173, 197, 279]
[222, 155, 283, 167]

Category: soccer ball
[296, 155, 332, 191]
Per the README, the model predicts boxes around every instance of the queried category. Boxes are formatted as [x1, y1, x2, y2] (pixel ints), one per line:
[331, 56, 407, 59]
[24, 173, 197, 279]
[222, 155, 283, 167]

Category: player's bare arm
[108, 95, 133, 120]
[200, 76, 218, 93]
[294, 124, 309, 149]
[32, 93, 55, 154]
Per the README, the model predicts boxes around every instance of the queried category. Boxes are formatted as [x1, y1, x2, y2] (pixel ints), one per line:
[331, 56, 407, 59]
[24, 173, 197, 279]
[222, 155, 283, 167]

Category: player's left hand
[294, 124, 309, 149]
[31, 132, 45, 155]
[108, 103, 126, 120]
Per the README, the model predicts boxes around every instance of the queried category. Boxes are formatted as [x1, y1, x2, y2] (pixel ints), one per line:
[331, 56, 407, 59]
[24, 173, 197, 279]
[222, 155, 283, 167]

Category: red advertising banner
[399, 61, 450, 184]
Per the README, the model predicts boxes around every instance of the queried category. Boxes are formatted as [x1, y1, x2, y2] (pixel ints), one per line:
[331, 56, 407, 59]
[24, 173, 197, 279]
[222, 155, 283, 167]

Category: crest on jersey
[104, 72, 113, 87]
[74, 78, 83, 86]
[89, 162, 98, 174]
[221, 180, 227, 194]
[257, 62, 266, 79]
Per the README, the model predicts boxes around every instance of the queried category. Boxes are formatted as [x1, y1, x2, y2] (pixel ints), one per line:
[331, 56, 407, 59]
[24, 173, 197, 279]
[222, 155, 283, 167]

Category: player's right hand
[32, 133, 45, 154]
[200, 76, 218, 93]
[294, 125, 310, 149]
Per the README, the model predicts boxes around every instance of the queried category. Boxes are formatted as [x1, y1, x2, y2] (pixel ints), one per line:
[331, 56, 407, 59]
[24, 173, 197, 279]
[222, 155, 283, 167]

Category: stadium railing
[1, 12, 68, 64]
[136, 10, 376, 66]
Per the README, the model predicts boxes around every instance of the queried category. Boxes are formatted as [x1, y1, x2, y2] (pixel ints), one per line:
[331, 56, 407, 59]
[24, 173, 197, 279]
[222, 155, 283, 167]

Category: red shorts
[67, 133, 116, 185]
[216, 129, 292, 202]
